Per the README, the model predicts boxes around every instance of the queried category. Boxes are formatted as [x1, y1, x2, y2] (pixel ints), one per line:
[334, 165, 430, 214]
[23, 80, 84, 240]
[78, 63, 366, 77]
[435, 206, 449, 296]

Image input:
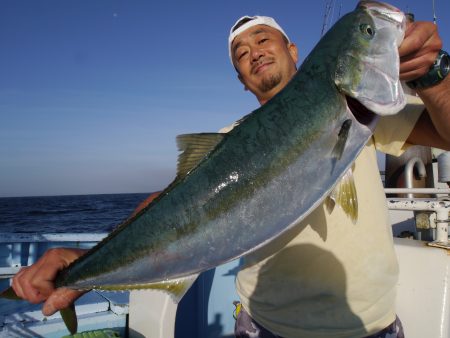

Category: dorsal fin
[176, 133, 225, 178]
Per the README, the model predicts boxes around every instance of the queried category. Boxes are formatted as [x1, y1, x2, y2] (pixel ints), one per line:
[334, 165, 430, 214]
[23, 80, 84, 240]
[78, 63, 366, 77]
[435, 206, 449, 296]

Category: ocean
[0, 193, 150, 233]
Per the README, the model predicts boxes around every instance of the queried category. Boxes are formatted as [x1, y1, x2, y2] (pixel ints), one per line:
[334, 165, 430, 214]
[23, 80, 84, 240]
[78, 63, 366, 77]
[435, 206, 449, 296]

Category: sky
[1, 0, 449, 197]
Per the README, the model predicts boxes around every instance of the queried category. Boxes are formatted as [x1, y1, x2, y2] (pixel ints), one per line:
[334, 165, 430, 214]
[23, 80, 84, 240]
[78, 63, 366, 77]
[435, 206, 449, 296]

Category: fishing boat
[2, 0, 449, 335]
[1, 150, 449, 338]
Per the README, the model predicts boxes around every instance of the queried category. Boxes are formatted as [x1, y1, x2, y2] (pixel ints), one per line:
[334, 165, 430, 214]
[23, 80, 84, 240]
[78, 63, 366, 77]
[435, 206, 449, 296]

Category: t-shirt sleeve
[373, 94, 424, 156]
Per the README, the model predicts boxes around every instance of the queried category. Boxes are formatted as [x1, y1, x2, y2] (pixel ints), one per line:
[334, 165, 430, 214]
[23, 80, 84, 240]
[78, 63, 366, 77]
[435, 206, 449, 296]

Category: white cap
[228, 15, 290, 63]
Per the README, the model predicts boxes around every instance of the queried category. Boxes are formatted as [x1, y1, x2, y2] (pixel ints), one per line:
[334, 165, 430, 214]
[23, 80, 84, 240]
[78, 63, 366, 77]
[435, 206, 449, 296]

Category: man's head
[229, 16, 298, 105]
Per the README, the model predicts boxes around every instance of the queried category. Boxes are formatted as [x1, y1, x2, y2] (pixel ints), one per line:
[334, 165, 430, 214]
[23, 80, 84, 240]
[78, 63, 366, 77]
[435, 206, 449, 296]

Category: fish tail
[1, 286, 78, 335]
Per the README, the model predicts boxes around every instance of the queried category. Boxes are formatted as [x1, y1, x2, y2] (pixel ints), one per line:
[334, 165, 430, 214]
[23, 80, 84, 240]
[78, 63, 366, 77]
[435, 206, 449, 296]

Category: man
[228, 14, 450, 338]
[11, 9, 450, 338]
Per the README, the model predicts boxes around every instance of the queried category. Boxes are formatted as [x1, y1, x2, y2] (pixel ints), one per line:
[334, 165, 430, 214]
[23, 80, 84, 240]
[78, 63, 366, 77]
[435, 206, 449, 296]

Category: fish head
[334, 1, 406, 116]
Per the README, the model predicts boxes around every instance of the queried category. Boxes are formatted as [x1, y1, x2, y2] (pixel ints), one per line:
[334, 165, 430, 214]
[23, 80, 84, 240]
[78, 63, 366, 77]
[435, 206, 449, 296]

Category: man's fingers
[399, 22, 441, 57]
[11, 249, 62, 302]
[398, 22, 441, 80]
[12, 266, 46, 303]
[400, 63, 435, 82]
[42, 288, 86, 316]
[11, 267, 28, 299]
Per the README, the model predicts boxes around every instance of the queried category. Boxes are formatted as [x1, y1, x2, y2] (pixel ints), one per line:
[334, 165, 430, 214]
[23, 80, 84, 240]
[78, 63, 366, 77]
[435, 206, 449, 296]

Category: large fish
[2, 0, 406, 334]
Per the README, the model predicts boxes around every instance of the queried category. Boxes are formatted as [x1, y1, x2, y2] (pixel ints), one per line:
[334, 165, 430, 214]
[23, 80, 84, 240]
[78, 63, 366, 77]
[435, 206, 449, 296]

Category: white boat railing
[384, 188, 450, 195]
[0, 232, 108, 279]
[386, 197, 450, 246]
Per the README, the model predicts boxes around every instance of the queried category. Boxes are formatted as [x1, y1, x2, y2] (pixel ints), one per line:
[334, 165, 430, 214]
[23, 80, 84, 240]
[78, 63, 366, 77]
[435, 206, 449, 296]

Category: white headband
[228, 16, 290, 63]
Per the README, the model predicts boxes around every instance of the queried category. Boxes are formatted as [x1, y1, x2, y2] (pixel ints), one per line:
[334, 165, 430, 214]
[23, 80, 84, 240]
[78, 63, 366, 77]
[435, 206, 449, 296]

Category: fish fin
[331, 119, 352, 160]
[176, 133, 225, 179]
[0, 286, 21, 300]
[325, 196, 336, 215]
[92, 273, 199, 304]
[328, 168, 358, 223]
[61, 303, 78, 335]
[1, 287, 78, 334]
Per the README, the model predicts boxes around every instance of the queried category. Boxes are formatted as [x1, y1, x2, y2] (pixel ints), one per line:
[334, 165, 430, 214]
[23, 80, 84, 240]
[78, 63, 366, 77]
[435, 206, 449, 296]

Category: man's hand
[11, 248, 87, 316]
[400, 21, 450, 149]
[399, 21, 442, 81]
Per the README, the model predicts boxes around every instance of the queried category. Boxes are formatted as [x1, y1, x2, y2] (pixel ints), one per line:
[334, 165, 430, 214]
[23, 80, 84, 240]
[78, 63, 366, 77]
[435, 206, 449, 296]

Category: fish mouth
[346, 95, 377, 127]
[358, 1, 405, 29]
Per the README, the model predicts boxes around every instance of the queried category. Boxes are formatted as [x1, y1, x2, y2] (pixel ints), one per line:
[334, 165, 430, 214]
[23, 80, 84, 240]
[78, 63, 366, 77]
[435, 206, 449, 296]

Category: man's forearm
[418, 76, 450, 146]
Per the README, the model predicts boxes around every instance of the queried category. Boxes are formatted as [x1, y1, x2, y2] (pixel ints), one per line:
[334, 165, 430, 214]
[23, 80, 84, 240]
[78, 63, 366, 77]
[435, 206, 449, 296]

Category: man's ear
[288, 43, 299, 64]
[238, 73, 249, 91]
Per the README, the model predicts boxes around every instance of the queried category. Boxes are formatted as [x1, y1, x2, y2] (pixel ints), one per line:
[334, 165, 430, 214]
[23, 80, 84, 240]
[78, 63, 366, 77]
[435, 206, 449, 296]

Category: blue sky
[1, 0, 449, 197]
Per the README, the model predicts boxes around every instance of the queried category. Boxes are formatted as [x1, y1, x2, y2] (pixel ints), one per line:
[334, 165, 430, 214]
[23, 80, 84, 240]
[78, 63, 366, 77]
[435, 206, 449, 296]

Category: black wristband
[406, 49, 449, 89]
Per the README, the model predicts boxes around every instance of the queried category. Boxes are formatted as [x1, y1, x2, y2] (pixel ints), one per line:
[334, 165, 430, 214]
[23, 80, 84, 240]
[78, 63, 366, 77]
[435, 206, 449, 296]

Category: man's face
[231, 25, 298, 105]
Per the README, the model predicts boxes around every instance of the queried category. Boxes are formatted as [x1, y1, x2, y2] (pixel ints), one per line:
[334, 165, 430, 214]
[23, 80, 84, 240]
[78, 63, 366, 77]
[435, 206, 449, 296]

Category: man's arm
[399, 21, 450, 150]
[130, 191, 161, 217]
[410, 75, 450, 149]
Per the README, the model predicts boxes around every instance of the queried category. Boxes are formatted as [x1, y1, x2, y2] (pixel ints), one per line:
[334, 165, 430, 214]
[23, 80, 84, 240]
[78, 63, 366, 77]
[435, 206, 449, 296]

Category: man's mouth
[252, 60, 274, 75]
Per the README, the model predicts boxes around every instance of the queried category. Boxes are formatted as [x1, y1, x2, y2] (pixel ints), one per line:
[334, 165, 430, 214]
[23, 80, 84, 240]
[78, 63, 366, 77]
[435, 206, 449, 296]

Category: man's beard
[258, 73, 282, 93]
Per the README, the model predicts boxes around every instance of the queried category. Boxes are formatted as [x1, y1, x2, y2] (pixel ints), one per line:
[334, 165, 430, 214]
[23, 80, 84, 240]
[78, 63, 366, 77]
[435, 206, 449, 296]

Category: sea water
[0, 193, 150, 233]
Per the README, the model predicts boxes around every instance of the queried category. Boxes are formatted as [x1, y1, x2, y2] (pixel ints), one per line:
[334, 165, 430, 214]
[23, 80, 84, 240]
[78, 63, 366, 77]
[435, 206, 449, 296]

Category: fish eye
[359, 24, 374, 37]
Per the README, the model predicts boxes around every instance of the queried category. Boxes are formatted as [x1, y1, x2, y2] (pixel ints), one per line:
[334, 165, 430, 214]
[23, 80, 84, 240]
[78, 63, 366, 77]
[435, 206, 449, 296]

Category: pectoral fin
[332, 119, 352, 161]
[326, 168, 358, 223]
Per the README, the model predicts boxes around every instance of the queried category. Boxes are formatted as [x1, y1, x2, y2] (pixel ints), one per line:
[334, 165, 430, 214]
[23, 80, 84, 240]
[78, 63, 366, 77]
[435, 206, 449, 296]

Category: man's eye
[238, 51, 248, 60]
[259, 38, 268, 44]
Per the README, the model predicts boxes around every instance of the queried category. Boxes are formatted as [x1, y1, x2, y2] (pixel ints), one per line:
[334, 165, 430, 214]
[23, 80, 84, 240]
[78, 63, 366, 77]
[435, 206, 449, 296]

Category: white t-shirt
[223, 99, 424, 338]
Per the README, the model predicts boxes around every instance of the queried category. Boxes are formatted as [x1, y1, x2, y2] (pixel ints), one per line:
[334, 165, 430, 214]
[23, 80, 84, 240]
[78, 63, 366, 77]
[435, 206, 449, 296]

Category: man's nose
[251, 47, 264, 62]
